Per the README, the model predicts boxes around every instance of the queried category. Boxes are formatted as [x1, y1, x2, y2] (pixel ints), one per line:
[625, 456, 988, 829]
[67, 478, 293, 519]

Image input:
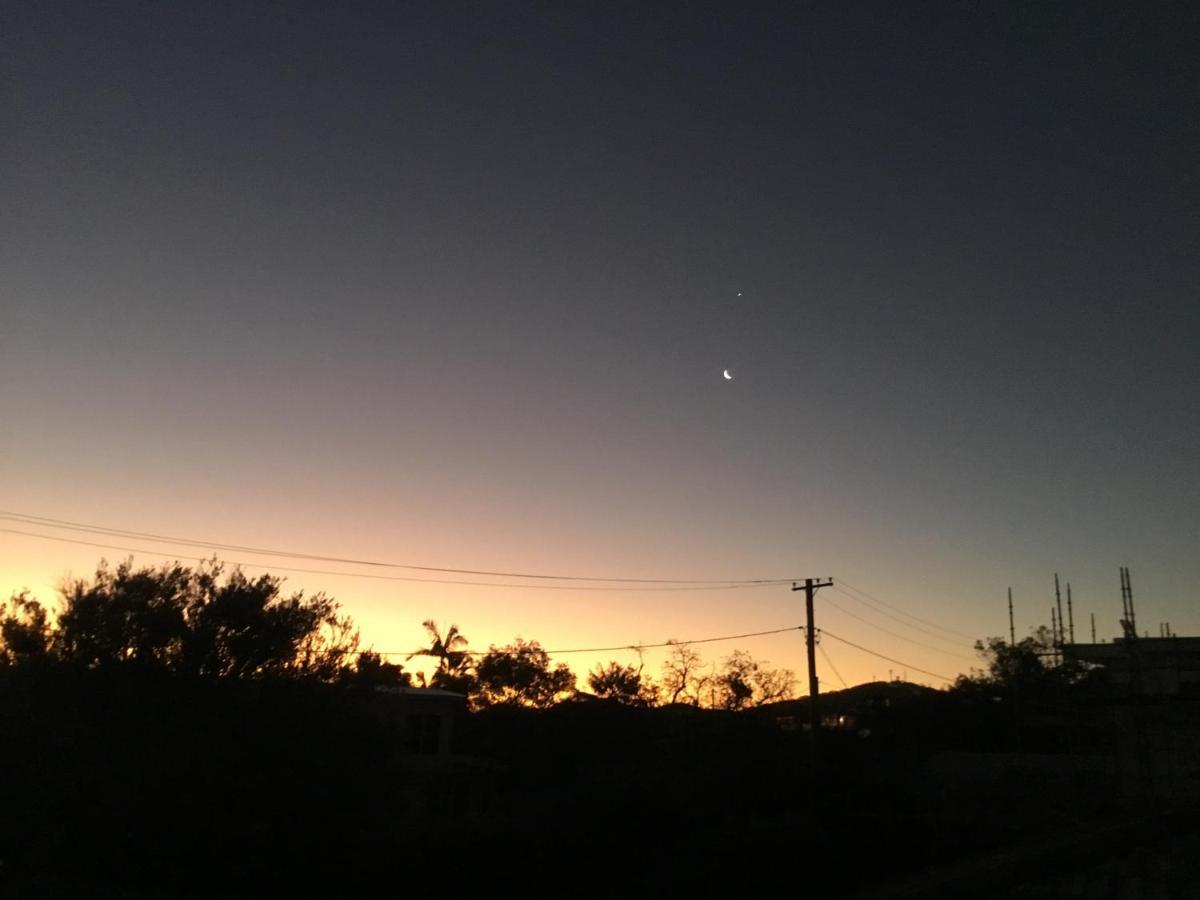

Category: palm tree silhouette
[408, 620, 470, 687]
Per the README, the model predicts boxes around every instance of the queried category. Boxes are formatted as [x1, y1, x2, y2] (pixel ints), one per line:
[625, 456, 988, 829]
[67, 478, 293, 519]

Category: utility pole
[792, 577, 834, 783]
[1051, 607, 1059, 664]
[1125, 567, 1137, 636]
[1007, 590, 1022, 751]
[1120, 567, 1138, 640]
[1067, 583, 1075, 645]
[1091, 612, 1096, 644]
[1054, 573, 1064, 660]
[1120, 567, 1129, 632]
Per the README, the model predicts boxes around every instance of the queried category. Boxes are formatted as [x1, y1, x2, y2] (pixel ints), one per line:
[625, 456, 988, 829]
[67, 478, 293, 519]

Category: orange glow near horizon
[2, 514, 976, 693]
[3, 472, 1195, 696]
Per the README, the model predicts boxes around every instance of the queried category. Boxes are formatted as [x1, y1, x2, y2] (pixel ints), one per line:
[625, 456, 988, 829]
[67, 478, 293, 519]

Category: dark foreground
[1, 670, 1195, 898]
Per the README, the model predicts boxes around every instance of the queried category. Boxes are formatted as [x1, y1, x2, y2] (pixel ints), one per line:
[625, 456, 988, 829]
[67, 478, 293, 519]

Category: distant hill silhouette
[773, 678, 943, 710]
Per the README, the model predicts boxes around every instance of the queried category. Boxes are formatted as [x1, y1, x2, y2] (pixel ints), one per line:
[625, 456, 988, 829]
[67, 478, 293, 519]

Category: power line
[820, 643, 849, 691]
[396, 626, 805, 657]
[829, 585, 975, 650]
[833, 578, 977, 641]
[821, 593, 977, 663]
[0, 511, 799, 585]
[0, 528, 786, 593]
[249, 626, 806, 658]
[820, 629, 955, 683]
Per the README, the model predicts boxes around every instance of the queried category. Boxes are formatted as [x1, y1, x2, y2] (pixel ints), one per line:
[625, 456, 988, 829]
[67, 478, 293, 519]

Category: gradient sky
[3, 2, 1197, 689]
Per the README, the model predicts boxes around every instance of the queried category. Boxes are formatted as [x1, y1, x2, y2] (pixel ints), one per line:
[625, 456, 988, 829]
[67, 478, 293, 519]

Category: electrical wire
[0, 511, 798, 585]
[817, 642, 849, 690]
[833, 577, 977, 641]
[380, 625, 805, 657]
[820, 629, 955, 683]
[0, 528, 786, 593]
[829, 586, 974, 650]
[256, 626, 808, 659]
[821, 593, 977, 663]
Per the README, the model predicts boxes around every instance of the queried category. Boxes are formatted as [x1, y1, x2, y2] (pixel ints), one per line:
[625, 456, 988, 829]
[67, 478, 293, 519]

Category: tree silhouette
[716, 651, 756, 709]
[747, 659, 794, 705]
[346, 650, 411, 687]
[11, 558, 360, 680]
[56, 560, 192, 667]
[183, 565, 358, 679]
[474, 638, 575, 707]
[661, 640, 709, 705]
[0, 591, 52, 666]
[956, 626, 1089, 699]
[714, 650, 794, 709]
[587, 660, 657, 706]
[409, 619, 475, 692]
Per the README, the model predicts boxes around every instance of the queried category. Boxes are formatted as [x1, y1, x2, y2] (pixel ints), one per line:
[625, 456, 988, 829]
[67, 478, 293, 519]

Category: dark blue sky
[3, 2, 1197, 680]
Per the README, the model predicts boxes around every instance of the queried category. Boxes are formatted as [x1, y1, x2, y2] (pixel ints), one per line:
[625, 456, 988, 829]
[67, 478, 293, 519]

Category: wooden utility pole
[792, 578, 834, 781]
[1008, 587, 1016, 646]
[1091, 612, 1096, 644]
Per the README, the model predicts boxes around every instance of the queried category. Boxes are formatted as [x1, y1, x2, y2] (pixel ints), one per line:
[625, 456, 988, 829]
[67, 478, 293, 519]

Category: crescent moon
[723, 369, 732, 380]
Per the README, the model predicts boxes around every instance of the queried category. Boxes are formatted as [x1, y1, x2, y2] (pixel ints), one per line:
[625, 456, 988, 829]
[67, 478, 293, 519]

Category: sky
[2, 2, 1198, 690]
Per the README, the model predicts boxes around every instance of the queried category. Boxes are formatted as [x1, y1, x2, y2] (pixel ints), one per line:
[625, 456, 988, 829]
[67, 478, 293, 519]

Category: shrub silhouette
[4, 558, 360, 680]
